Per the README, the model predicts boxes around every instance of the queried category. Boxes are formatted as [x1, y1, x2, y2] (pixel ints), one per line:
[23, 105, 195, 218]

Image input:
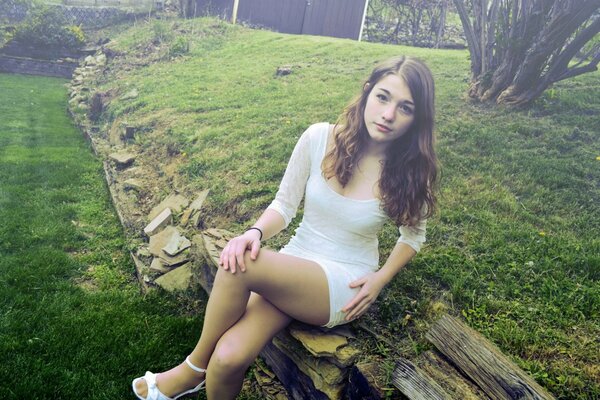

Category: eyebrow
[378, 88, 415, 106]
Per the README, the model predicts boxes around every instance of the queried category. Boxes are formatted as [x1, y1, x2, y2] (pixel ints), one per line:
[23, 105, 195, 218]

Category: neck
[364, 140, 389, 159]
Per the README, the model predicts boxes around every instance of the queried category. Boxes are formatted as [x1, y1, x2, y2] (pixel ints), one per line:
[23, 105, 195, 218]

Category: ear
[363, 82, 371, 92]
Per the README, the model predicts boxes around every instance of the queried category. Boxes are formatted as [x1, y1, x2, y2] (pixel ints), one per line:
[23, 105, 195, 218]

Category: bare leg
[192, 249, 329, 362]
[205, 293, 292, 399]
[135, 250, 329, 398]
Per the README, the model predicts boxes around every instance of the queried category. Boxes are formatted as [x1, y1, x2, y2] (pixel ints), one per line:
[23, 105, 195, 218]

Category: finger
[349, 277, 367, 288]
[346, 300, 371, 321]
[219, 246, 225, 265]
[346, 292, 373, 317]
[342, 298, 357, 313]
[250, 240, 260, 260]
[221, 242, 237, 270]
[228, 249, 238, 273]
[220, 248, 229, 270]
[345, 299, 362, 320]
[236, 248, 246, 273]
[353, 302, 370, 319]
[346, 307, 359, 321]
[342, 291, 366, 313]
[220, 251, 229, 269]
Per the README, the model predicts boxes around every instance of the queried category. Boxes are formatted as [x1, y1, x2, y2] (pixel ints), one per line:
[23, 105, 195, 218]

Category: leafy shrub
[168, 36, 189, 57]
[0, 0, 38, 24]
[151, 19, 173, 44]
[10, 6, 85, 52]
[67, 25, 85, 46]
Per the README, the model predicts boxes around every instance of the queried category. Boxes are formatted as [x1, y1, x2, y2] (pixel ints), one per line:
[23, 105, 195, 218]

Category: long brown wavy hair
[322, 56, 438, 227]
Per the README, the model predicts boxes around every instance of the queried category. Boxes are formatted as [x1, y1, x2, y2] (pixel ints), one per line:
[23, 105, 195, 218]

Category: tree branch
[546, 15, 600, 83]
[555, 52, 600, 82]
[510, 0, 600, 95]
[479, 0, 488, 75]
[574, 44, 600, 67]
[485, 0, 501, 71]
[453, 0, 482, 75]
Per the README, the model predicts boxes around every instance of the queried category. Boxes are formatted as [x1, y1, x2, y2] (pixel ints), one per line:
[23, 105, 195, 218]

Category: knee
[242, 251, 260, 269]
[216, 251, 262, 277]
[215, 264, 247, 285]
[209, 339, 253, 377]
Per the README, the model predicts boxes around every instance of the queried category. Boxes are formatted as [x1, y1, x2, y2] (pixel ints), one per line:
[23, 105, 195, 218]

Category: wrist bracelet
[247, 227, 263, 240]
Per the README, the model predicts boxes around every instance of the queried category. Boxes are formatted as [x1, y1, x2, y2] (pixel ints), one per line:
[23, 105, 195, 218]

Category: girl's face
[363, 74, 415, 146]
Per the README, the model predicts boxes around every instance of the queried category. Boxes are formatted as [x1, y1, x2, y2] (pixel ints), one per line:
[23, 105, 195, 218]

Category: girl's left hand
[342, 272, 387, 321]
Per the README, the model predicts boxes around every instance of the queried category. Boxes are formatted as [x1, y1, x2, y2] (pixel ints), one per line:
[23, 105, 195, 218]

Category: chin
[369, 135, 394, 145]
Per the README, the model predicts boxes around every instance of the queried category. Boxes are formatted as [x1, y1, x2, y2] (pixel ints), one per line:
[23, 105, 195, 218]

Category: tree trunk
[453, 0, 600, 106]
[433, 0, 447, 48]
[453, 0, 481, 78]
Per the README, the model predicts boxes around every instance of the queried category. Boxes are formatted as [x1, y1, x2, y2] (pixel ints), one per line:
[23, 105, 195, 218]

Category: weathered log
[426, 315, 555, 400]
[288, 325, 360, 368]
[254, 359, 290, 400]
[416, 351, 490, 400]
[392, 357, 451, 400]
[268, 331, 346, 399]
[262, 340, 330, 400]
[346, 362, 385, 400]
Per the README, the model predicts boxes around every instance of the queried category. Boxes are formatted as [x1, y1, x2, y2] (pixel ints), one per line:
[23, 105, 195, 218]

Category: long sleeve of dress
[397, 218, 427, 253]
[266, 126, 313, 227]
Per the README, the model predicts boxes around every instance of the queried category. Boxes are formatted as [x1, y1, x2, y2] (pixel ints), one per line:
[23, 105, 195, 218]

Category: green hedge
[8, 6, 85, 53]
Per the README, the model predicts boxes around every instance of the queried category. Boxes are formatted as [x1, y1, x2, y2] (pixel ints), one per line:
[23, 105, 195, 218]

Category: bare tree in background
[366, 0, 451, 47]
[454, 0, 600, 106]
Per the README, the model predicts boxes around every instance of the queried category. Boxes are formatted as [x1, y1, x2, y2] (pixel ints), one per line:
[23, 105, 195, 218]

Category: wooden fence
[193, 0, 369, 40]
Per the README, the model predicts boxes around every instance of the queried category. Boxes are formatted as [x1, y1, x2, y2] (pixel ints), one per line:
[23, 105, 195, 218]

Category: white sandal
[132, 356, 206, 400]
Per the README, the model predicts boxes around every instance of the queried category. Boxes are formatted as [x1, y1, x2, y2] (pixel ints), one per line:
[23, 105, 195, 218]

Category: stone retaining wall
[54, 4, 142, 28]
[0, 2, 28, 23]
[0, 3, 148, 28]
[0, 55, 78, 78]
[59, 0, 156, 9]
[1, 41, 83, 60]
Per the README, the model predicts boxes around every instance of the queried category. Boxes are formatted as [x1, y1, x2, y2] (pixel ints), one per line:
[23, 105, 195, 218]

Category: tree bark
[426, 315, 556, 400]
[453, 0, 481, 77]
[546, 16, 600, 83]
[433, 0, 447, 48]
[454, 0, 600, 106]
[392, 358, 452, 400]
[507, 1, 599, 97]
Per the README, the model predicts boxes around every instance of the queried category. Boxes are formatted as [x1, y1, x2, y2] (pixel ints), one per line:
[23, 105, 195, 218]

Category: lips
[374, 123, 392, 133]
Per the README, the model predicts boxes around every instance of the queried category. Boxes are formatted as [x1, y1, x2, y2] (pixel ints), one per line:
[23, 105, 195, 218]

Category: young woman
[133, 55, 438, 400]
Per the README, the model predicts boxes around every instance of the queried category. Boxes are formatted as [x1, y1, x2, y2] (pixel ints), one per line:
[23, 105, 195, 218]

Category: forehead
[374, 74, 413, 101]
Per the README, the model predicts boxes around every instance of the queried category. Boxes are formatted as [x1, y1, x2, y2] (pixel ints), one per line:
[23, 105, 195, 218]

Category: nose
[382, 104, 395, 122]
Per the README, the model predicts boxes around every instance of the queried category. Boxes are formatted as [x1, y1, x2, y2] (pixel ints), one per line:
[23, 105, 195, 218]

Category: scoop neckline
[320, 123, 379, 203]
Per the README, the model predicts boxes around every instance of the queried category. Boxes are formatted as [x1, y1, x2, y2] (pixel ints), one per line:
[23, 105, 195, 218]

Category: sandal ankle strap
[185, 356, 206, 373]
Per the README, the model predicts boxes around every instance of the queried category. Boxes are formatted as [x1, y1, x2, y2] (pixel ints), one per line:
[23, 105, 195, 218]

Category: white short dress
[267, 123, 426, 328]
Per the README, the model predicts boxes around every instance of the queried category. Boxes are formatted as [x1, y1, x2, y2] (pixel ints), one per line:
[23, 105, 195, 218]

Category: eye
[399, 104, 414, 114]
[376, 93, 388, 102]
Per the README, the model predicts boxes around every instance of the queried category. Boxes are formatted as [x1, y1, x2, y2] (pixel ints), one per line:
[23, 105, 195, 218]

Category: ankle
[185, 355, 207, 374]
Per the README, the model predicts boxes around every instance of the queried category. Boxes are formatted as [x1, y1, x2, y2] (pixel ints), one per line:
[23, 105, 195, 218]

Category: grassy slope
[0, 73, 226, 399]
[93, 18, 599, 398]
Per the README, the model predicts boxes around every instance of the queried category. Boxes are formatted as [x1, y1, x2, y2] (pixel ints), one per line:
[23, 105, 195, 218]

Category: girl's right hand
[219, 229, 262, 273]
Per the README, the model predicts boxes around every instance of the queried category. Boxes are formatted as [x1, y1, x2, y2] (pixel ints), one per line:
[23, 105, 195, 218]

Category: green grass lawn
[0, 73, 223, 399]
[86, 17, 599, 398]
